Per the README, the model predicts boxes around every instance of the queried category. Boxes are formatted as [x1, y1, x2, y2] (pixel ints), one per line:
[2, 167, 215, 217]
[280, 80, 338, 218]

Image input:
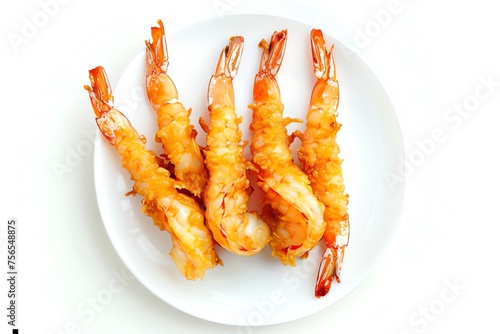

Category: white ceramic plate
[93, 14, 404, 326]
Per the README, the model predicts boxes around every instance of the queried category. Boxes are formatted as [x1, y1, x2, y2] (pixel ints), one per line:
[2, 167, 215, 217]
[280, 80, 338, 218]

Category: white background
[2, 0, 499, 333]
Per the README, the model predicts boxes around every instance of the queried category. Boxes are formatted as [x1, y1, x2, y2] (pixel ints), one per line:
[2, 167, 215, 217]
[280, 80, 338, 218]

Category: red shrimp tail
[310, 28, 336, 81]
[208, 36, 244, 109]
[258, 29, 287, 76]
[145, 19, 168, 75]
[84, 66, 114, 118]
[314, 246, 345, 298]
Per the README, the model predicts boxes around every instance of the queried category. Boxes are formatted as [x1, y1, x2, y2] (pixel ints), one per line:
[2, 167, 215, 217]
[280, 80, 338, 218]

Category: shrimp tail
[145, 19, 168, 76]
[314, 246, 345, 298]
[145, 19, 177, 110]
[310, 28, 335, 81]
[84, 66, 130, 145]
[207, 36, 244, 109]
[85, 66, 113, 117]
[216, 36, 244, 79]
[251, 29, 287, 106]
[259, 30, 287, 75]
